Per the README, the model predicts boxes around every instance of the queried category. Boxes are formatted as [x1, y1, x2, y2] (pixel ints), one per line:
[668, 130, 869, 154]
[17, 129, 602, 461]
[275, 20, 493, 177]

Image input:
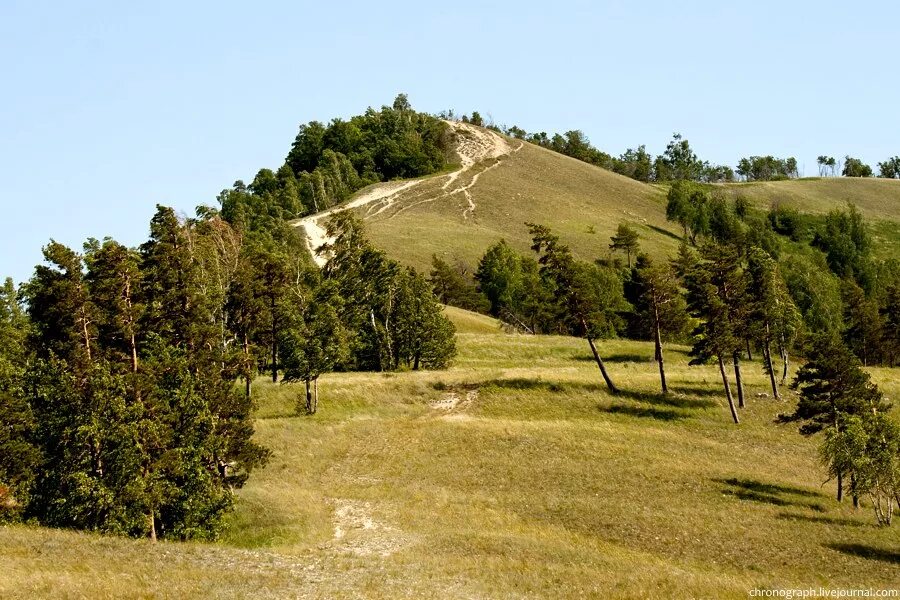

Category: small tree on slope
[527, 223, 626, 394]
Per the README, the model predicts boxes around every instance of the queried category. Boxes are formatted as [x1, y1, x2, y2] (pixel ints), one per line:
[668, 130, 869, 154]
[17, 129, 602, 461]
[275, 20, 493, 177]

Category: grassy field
[339, 135, 900, 272]
[363, 141, 683, 272]
[3, 306, 900, 599]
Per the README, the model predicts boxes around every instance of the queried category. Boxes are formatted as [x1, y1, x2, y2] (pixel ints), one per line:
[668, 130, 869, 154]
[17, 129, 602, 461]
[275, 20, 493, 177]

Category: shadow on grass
[645, 223, 683, 241]
[463, 378, 608, 394]
[716, 477, 828, 512]
[616, 388, 716, 410]
[571, 353, 653, 363]
[600, 403, 687, 421]
[828, 543, 900, 564]
[667, 385, 727, 398]
[776, 513, 869, 528]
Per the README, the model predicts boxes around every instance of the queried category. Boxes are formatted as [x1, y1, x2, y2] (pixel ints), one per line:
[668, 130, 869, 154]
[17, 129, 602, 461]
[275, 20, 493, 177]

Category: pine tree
[609, 223, 640, 268]
[528, 223, 626, 394]
[684, 242, 745, 423]
[628, 255, 688, 393]
[746, 249, 800, 400]
[280, 282, 349, 414]
[785, 334, 891, 501]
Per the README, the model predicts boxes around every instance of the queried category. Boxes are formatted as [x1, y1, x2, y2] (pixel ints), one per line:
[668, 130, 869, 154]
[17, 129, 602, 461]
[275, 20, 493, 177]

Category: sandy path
[294, 122, 512, 266]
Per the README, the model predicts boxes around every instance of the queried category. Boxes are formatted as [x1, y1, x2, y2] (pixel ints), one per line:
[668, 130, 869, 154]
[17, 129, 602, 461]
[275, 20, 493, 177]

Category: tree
[821, 413, 900, 525]
[320, 212, 457, 372]
[784, 334, 891, 501]
[0, 278, 36, 521]
[430, 255, 489, 313]
[609, 223, 640, 268]
[666, 181, 710, 243]
[746, 249, 800, 399]
[656, 133, 703, 181]
[817, 156, 837, 177]
[628, 255, 688, 393]
[470, 111, 484, 127]
[528, 223, 626, 394]
[842, 156, 873, 177]
[812, 204, 872, 288]
[280, 284, 349, 414]
[880, 284, 900, 366]
[877, 156, 900, 179]
[475, 240, 524, 317]
[683, 242, 746, 423]
[841, 280, 885, 366]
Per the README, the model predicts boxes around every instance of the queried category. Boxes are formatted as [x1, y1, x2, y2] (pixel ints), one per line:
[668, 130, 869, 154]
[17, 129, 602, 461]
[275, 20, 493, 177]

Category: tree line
[220, 95, 453, 228]
[442, 108, 900, 183]
[433, 209, 899, 523]
[0, 197, 455, 538]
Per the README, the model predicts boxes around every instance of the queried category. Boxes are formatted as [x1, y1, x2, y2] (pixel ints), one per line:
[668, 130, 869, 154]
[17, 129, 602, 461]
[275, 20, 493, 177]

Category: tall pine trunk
[653, 307, 667, 394]
[732, 351, 745, 409]
[779, 335, 789, 385]
[313, 378, 319, 414]
[764, 340, 780, 400]
[586, 335, 618, 394]
[718, 354, 740, 424]
[745, 339, 753, 361]
[304, 379, 312, 414]
[271, 295, 278, 383]
[149, 511, 157, 542]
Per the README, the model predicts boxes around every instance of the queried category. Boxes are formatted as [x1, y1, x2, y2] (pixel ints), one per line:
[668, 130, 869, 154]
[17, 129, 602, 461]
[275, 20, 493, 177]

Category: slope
[295, 123, 683, 271]
[5, 312, 900, 598]
[296, 124, 900, 272]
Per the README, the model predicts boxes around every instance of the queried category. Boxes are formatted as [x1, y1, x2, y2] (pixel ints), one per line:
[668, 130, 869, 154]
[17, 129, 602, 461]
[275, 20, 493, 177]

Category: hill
[294, 123, 900, 271]
[4, 310, 899, 598]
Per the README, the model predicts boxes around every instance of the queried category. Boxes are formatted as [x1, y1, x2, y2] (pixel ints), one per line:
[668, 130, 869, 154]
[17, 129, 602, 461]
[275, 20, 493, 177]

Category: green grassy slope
[4, 309, 899, 598]
[719, 177, 900, 221]
[363, 140, 683, 271]
[315, 132, 900, 271]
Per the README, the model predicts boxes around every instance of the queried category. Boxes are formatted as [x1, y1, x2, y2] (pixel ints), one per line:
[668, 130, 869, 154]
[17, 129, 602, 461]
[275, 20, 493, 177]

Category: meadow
[3, 307, 899, 599]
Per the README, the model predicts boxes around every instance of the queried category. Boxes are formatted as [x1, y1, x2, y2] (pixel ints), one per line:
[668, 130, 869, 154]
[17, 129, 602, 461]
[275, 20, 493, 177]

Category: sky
[1, 0, 898, 284]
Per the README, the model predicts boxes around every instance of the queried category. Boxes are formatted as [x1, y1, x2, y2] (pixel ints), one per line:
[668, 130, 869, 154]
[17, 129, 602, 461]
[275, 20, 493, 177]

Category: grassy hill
[7, 129, 900, 599]
[3, 307, 900, 598]
[296, 126, 900, 270]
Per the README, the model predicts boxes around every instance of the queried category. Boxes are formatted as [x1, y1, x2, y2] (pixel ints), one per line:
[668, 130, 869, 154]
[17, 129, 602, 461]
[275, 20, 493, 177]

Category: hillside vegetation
[3, 308, 899, 598]
[296, 125, 900, 272]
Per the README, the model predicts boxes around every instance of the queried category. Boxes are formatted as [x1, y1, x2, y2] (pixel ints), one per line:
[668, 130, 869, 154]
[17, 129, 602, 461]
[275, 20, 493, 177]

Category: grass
[350, 134, 900, 271]
[4, 308, 900, 598]
[364, 140, 683, 271]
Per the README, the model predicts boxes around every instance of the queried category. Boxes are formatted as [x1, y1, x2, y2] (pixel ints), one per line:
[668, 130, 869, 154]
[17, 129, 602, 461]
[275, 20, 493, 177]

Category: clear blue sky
[2, 0, 898, 284]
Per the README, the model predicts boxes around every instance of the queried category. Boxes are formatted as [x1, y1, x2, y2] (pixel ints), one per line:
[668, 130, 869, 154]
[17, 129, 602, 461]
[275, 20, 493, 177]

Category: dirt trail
[294, 122, 515, 266]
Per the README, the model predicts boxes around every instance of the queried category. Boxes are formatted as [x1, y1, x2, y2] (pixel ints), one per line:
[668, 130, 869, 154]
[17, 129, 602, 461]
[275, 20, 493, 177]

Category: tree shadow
[599, 403, 686, 421]
[668, 385, 726, 399]
[571, 353, 652, 363]
[616, 388, 716, 410]
[776, 513, 869, 528]
[473, 377, 607, 393]
[827, 543, 900, 564]
[644, 223, 683, 241]
[715, 477, 828, 512]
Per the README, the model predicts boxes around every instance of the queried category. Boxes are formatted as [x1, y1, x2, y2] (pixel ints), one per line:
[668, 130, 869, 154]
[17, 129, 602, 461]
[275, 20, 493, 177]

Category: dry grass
[363, 141, 683, 271]
[4, 308, 900, 598]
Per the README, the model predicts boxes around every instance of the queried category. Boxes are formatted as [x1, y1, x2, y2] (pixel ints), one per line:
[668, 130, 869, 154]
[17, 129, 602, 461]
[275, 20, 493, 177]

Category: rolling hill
[295, 122, 900, 269]
[6, 123, 900, 599]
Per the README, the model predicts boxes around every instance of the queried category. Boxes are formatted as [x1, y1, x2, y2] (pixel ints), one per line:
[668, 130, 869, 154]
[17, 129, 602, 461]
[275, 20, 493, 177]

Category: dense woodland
[3, 96, 900, 537]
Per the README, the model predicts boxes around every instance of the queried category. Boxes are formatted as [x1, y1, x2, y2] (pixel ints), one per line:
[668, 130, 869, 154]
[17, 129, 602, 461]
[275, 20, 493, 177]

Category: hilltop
[294, 123, 900, 270]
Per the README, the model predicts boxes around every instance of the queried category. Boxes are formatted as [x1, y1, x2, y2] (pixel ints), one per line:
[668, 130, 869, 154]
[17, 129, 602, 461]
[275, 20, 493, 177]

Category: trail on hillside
[294, 122, 516, 266]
